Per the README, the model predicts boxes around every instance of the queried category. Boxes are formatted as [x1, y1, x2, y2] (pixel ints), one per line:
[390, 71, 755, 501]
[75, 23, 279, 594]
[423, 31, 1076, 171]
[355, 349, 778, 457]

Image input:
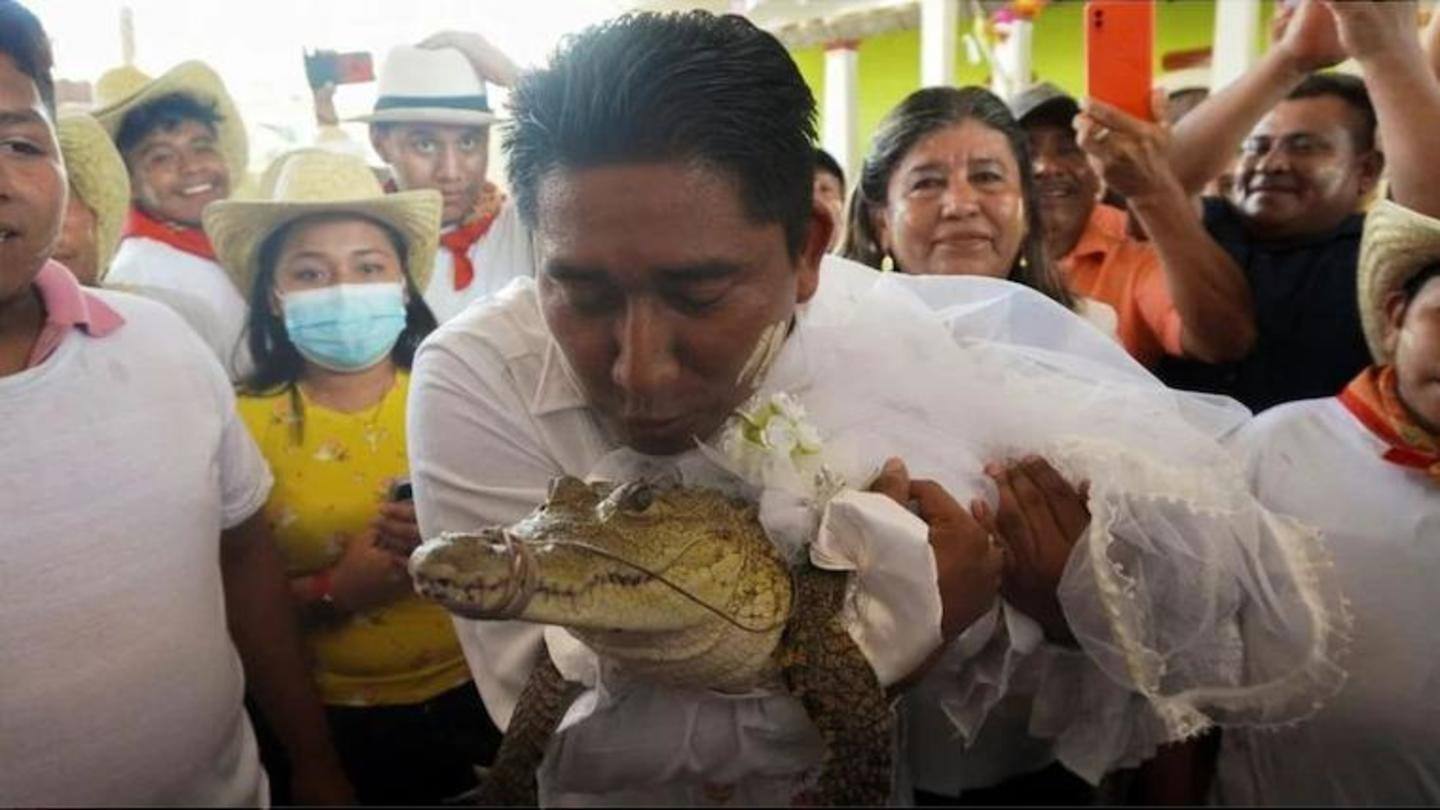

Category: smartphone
[1084, 0, 1155, 121]
[388, 479, 413, 503]
[303, 49, 375, 89]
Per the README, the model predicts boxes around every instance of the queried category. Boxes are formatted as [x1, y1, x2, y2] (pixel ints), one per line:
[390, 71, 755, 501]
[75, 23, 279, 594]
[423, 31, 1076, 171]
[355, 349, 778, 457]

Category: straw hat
[1357, 199, 1440, 362]
[349, 46, 497, 127]
[56, 114, 132, 281]
[92, 61, 249, 182]
[204, 150, 441, 299]
[93, 65, 151, 108]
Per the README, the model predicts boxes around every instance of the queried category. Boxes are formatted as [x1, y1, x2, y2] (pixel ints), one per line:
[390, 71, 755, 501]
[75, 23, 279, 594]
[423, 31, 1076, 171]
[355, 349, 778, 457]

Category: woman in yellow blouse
[205, 150, 498, 805]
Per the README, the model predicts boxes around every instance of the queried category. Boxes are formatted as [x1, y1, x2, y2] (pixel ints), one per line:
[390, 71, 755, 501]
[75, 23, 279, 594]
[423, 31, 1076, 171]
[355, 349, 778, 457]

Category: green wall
[796, 0, 1277, 154]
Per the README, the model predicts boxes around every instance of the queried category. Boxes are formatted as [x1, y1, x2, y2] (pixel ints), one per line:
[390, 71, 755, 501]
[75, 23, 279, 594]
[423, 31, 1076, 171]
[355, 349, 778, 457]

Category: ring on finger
[1092, 126, 1111, 143]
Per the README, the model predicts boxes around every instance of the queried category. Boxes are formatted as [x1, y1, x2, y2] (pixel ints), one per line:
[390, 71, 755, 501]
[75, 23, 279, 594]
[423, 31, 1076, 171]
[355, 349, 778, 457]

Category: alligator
[409, 476, 893, 806]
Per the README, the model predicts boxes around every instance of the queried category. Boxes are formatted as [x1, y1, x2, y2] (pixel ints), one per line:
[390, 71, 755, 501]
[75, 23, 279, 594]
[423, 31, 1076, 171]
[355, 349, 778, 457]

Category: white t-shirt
[0, 290, 274, 807]
[423, 204, 536, 324]
[1215, 397, 1440, 805]
[106, 235, 252, 379]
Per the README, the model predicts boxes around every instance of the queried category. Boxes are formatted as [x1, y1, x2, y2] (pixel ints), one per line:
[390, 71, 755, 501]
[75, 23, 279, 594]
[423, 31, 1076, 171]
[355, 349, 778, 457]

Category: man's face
[813, 169, 844, 251]
[1386, 276, 1440, 435]
[125, 117, 230, 227]
[0, 54, 65, 306]
[52, 189, 98, 285]
[1025, 121, 1099, 259]
[371, 123, 488, 227]
[1235, 96, 1379, 241]
[536, 162, 826, 455]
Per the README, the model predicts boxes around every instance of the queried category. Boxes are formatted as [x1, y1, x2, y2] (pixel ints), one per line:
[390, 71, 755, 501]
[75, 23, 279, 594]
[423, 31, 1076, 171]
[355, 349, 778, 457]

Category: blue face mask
[281, 282, 408, 372]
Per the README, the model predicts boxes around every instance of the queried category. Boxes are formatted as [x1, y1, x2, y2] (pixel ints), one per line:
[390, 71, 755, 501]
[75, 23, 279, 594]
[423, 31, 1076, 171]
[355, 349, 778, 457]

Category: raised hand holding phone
[1085, 0, 1155, 122]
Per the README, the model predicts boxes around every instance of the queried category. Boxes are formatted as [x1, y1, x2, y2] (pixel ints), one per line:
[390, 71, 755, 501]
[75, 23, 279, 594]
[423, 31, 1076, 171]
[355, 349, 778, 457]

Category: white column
[823, 40, 860, 182]
[991, 19, 1034, 101]
[921, 0, 958, 87]
[120, 5, 136, 66]
[1211, 0, 1261, 92]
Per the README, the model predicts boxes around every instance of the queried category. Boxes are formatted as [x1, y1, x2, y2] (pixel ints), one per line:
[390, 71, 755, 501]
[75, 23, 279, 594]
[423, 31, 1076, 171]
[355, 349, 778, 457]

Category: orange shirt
[1059, 204, 1184, 368]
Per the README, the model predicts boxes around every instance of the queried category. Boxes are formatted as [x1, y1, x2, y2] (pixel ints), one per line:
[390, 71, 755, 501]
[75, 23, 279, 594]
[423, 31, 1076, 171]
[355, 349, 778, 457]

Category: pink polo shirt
[25, 260, 125, 369]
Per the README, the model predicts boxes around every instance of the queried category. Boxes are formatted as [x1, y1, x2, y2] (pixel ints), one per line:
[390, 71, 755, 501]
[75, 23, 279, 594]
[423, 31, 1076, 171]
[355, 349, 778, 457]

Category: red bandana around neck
[439, 213, 495, 291]
[122, 206, 217, 262]
[1339, 365, 1440, 485]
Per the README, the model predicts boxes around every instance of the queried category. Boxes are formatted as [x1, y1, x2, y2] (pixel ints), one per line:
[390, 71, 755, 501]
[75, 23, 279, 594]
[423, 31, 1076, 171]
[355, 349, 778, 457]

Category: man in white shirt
[406, 12, 1026, 805]
[356, 36, 534, 323]
[94, 59, 252, 378]
[0, 4, 349, 803]
[409, 10, 1357, 806]
[1214, 200, 1440, 805]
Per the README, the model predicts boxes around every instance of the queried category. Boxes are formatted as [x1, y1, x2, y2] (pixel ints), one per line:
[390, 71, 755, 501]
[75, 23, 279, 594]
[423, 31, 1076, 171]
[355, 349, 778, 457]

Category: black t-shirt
[1155, 198, 1371, 413]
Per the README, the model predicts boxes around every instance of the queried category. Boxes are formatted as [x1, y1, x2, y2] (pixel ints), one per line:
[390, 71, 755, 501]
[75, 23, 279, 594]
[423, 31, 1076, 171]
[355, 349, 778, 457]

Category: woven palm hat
[56, 113, 131, 280]
[93, 65, 151, 108]
[349, 46, 497, 127]
[1357, 199, 1440, 363]
[92, 61, 249, 182]
[204, 149, 441, 299]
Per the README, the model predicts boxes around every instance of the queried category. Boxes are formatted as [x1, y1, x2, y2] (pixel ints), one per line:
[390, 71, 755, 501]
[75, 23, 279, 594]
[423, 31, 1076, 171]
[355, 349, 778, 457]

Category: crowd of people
[2, 0, 1438, 806]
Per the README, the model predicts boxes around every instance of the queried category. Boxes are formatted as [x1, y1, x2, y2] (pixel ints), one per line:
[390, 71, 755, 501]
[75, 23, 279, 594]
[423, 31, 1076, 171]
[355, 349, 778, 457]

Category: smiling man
[1157, 0, 1440, 412]
[94, 60, 252, 378]
[1011, 83, 1254, 368]
[357, 36, 535, 323]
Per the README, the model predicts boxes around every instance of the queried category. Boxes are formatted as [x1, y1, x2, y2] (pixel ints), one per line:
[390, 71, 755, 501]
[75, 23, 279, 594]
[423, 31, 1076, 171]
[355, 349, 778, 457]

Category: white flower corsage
[709, 392, 846, 507]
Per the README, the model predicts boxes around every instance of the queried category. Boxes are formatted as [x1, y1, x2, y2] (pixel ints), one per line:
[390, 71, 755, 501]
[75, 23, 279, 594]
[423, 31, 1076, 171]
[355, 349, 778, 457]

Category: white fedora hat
[350, 46, 497, 127]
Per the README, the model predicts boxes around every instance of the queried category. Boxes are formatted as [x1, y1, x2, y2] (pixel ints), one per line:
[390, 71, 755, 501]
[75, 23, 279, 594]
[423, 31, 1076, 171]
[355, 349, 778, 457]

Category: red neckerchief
[122, 206, 217, 262]
[439, 213, 495, 291]
[1338, 365, 1440, 484]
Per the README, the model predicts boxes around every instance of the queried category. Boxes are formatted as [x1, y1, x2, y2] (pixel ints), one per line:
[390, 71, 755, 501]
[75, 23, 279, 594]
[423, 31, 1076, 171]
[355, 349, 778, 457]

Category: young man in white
[94, 60, 252, 378]
[0, 3, 349, 803]
[1214, 199, 1440, 805]
[356, 36, 534, 323]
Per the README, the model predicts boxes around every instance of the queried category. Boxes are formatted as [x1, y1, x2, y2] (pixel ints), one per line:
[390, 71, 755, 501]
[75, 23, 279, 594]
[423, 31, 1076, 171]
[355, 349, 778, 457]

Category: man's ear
[795, 199, 832, 305]
[1382, 288, 1409, 358]
[1357, 148, 1386, 200]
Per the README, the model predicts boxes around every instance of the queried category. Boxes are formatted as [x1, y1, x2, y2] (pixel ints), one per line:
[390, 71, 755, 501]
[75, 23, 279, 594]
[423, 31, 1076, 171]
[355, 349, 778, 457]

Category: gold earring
[880, 254, 895, 273]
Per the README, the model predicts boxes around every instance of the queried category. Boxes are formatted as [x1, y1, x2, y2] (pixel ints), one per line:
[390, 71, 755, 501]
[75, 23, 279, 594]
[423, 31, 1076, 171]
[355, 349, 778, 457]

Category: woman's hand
[987, 456, 1090, 646]
[329, 530, 413, 614]
[372, 499, 423, 557]
[869, 458, 1005, 640]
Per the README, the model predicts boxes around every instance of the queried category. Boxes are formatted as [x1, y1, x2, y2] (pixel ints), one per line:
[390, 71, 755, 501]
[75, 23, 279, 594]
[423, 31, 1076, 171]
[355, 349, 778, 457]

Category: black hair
[239, 214, 437, 437]
[115, 92, 223, 159]
[505, 11, 817, 258]
[1288, 73, 1377, 154]
[0, 0, 54, 116]
[814, 146, 845, 189]
[842, 85, 1074, 310]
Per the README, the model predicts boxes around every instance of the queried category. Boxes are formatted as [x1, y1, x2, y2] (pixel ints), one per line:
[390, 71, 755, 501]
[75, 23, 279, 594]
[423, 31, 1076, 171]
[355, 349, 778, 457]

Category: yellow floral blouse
[238, 372, 469, 706]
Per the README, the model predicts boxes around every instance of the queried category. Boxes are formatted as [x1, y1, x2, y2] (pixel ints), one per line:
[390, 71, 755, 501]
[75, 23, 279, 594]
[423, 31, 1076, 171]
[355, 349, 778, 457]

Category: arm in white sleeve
[407, 332, 562, 730]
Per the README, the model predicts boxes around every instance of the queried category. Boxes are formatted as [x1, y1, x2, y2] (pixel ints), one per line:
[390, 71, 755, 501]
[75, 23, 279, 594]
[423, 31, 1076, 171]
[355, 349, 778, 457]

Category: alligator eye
[622, 484, 655, 512]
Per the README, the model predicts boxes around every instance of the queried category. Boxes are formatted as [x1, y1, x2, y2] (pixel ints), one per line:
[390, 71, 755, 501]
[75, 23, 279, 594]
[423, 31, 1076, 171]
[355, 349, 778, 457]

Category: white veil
[742, 263, 1349, 758]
